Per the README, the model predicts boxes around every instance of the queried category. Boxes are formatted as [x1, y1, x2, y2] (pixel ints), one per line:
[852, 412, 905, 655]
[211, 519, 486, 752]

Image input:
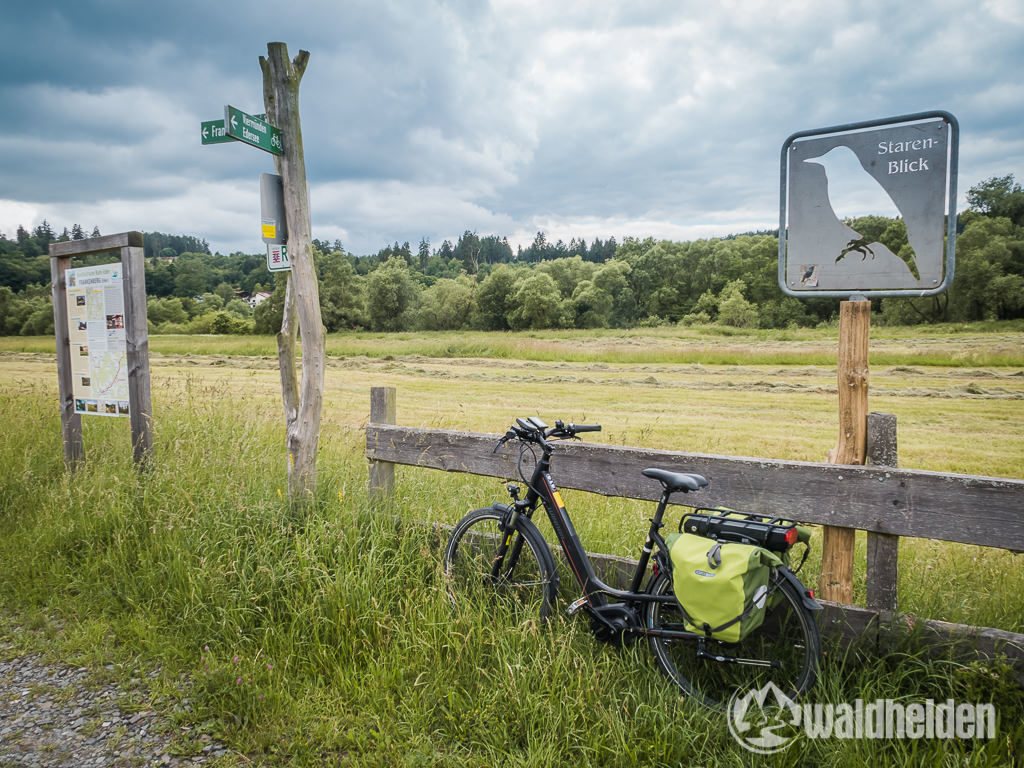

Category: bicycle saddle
[642, 468, 709, 493]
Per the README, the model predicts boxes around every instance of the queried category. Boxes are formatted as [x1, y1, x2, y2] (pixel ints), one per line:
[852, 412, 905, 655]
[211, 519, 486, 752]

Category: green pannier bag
[666, 532, 782, 643]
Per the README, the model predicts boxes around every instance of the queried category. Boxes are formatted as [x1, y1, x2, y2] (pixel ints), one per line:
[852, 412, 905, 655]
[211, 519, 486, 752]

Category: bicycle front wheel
[443, 507, 558, 621]
[645, 567, 820, 711]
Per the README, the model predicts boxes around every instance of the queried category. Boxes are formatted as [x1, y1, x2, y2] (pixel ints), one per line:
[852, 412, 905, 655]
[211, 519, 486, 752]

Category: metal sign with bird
[779, 112, 958, 298]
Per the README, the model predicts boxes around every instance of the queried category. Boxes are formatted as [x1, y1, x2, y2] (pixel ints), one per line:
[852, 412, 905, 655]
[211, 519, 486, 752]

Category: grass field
[1, 325, 1022, 765]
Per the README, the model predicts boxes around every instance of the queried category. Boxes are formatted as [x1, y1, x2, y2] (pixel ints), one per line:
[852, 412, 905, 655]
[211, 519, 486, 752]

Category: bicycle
[442, 416, 822, 710]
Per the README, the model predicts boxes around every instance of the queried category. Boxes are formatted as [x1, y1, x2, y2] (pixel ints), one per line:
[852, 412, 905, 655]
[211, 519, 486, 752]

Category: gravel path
[0, 651, 235, 767]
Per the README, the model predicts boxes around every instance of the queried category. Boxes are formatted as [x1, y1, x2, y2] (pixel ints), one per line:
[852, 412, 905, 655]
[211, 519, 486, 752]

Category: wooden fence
[364, 387, 1024, 672]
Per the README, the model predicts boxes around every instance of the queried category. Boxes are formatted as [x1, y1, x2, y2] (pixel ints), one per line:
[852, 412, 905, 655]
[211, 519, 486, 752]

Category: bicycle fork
[489, 486, 530, 581]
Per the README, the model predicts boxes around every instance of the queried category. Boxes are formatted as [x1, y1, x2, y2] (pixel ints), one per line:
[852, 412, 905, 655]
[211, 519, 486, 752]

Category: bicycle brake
[492, 432, 514, 453]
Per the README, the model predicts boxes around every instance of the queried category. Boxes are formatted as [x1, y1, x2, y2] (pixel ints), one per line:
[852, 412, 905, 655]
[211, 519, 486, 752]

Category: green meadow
[1, 324, 1022, 766]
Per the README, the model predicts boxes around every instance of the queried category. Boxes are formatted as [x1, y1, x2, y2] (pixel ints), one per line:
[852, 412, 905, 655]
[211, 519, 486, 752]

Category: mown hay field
[1, 325, 1022, 766]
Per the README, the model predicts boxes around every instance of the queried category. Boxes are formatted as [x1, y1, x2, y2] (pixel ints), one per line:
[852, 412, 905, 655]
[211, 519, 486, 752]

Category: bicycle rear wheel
[645, 567, 820, 711]
[443, 507, 558, 621]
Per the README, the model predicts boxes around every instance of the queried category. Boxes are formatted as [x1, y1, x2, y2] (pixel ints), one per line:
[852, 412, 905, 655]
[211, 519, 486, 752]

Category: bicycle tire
[443, 507, 559, 621]
[645, 567, 820, 711]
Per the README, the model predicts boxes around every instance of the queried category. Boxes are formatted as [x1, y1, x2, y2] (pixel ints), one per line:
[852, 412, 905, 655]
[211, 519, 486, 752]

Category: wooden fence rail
[365, 387, 1024, 671]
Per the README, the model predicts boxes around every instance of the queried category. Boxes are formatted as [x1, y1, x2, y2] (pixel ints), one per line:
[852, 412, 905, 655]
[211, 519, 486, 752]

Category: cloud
[311, 179, 517, 251]
[1, 0, 1022, 257]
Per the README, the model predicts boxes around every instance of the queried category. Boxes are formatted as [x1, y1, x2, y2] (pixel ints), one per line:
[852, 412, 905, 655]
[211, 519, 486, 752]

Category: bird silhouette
[803, 145, 920, 280]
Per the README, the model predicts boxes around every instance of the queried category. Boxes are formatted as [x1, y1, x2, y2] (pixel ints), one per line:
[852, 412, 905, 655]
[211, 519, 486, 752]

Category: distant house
[248, 292, 272, 309]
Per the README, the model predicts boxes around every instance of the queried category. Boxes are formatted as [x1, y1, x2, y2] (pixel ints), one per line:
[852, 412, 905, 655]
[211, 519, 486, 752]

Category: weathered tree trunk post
[260, 42, 326, 504]
[866, 412, 899, 611]
[821, 299, 870, 604]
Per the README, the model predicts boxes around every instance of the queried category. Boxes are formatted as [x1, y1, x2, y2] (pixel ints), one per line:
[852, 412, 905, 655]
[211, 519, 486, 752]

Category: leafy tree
[758, 297, 813, 328]
[318, 251, 366, 331]
[198, 292, 225, 312]
[521, 231, 549, 263]
[593, 260, 637, 326]
[366, 256, 418, 331]
[172, 257, 212, 297]
[16, 226, 42, 257]
[479, 235, 513, 266]
[537, 256, 596, 299]
[147, 296, 189, 327]
[416, 275, 476, 330]
[223, 298, 251, 318]
[417, 238, 431, 270]
[32, 220, 55, 249]
[253, 277, 287, 334]
[967, 174, 1024, 226]
[19, 306, 53, 335]
[471, 263, 522, 330]
[571, 280, 612, 328]
[213, 282, 235, 302]
[0, 254, 49, 292]
[507, 271, 572, 330]
[143, 231, 211, 259]
[717, 280, 759, 328]
[455, 230, 482, 274]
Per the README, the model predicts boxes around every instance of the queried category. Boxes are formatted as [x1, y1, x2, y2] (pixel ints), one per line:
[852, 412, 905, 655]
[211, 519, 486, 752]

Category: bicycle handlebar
[494, 417, 602, 451]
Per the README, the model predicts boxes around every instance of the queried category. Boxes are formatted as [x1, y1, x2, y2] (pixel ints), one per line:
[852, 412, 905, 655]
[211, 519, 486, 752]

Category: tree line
[1, 175, 1022, 336]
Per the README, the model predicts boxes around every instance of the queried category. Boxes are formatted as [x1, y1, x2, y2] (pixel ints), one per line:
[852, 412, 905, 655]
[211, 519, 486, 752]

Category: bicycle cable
[517, 439, 545, 499]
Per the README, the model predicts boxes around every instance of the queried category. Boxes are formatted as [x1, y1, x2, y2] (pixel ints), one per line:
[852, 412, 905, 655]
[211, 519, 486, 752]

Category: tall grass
[0, 382, 1021, 765]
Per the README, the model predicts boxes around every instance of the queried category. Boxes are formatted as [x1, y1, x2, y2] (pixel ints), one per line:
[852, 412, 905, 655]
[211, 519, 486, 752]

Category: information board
[65, 264, 130, 417]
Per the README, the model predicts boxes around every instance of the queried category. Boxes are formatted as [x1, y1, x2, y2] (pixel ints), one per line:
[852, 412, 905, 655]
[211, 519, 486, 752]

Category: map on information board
[65, 264, 130, 417]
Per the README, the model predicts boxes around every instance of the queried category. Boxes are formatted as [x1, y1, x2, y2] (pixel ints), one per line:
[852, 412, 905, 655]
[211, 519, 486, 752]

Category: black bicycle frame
[518, 444, 678, 613]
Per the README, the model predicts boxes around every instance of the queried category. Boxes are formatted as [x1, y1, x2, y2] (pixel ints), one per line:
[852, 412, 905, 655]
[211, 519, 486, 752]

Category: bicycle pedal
[566, 596, 589, 616]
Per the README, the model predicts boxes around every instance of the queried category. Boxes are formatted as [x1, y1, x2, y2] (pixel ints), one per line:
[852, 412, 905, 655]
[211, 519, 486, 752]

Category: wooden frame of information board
[50, 232, 153, 469]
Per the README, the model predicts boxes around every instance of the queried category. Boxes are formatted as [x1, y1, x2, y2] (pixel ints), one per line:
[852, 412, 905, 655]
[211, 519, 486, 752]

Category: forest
[0, 175, 1021, 336]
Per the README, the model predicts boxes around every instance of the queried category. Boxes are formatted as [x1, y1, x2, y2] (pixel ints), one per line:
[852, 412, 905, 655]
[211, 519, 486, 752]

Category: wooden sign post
[779, 114, 958, 606]
[49, 231, 153, 469]
[259, 42, 326, 505]
[199, 42, 325, 505]
[820, 299, 871, 603]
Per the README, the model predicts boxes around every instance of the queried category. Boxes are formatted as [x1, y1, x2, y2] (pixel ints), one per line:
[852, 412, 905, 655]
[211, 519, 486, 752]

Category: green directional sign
[224, 105, 283, 155]
[201, 119, 232, 145]
[201, 113, 267, 145]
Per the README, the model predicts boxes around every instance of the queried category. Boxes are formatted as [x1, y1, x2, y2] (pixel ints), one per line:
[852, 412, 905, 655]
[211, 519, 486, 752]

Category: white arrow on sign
[202, 127, 208, 139]
[230, 114, 238, 130]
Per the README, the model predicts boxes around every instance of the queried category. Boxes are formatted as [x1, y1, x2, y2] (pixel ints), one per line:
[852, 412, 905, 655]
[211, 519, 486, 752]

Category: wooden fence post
[369, 387, 397, 504]
[121, 243, 153, 468]
[866, 412, 899, 611]
[821, 299, 871, 604]
[50, 254, 83, 469]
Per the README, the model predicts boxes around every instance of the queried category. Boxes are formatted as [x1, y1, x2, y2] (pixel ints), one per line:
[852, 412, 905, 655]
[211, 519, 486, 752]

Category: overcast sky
[1, 0, 1022, 257]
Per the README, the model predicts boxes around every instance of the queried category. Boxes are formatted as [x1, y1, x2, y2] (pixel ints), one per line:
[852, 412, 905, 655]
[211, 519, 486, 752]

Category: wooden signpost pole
[199, 43, 325, 505]
[259, 42, 326, 505]
[821, 298, 871, 604]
